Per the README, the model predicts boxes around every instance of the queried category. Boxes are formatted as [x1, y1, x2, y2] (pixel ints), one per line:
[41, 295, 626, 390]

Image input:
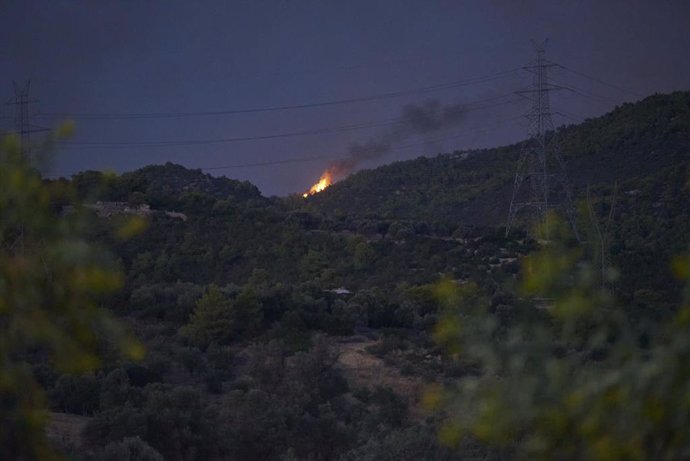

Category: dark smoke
[399, 99, 465, 134]
[328, 139, 392, 177]
[326, 99, 466, 179]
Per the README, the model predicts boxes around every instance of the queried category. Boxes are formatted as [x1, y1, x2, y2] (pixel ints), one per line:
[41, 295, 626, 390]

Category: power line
[33, 64, 642, 123]
[37, 59, 637, 187]
[36, 69, 523, 120]
[554, 63, 642, 98]
[549, 78, 628, 106]
[64, 118, 401, 148]
[58, 94, 521, 149]
[552, 111, 586, 123]
[197, 155, 337, 171]
[49, 115, 522, 177]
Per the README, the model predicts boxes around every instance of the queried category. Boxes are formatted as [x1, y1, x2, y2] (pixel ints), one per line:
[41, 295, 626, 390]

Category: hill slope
[39, 92, 690, 461]
[71, 162, 266, 211]
[301, 91, 690, 226]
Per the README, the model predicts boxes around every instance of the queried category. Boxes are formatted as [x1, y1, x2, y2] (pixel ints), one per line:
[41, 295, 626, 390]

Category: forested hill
[36, 92, 690, 461]
[70, 162, 268, 211]
[300, 91, 690, 226]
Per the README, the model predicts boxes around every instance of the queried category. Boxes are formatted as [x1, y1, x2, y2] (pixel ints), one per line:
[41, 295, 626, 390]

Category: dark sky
[2, 0, 689, 196]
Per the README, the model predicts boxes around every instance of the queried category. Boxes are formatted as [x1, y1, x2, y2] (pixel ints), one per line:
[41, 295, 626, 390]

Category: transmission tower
[505, 41, 579, 240]
[5, 80, 48, 156]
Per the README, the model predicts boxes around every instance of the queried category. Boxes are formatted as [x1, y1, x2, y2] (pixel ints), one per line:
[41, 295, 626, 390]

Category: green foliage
[339, 424, 463, 461]
[220, 338, 353, 460]
[231, 288, 265, 338]
[100, 436, 164, 461]
[433, 215, 690, 460]
[303, 92, 690, 228]
[0, 135, 142, 460]
[100, 368, 136, 410]
[50, 373, 101, 416]
[182, 285, 264, 347]
[354, 241, 375, 271]
[71, 162, 264, 211]
[16, 92, 689, 460]
[182, 285, 234, 347]
[84, 384, 221, 461]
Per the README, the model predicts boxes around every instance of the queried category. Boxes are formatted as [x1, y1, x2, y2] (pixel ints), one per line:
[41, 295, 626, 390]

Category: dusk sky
[2, 0, 689, 196]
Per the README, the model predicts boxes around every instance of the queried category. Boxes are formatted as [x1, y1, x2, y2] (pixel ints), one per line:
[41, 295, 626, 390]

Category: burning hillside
[303, 171, 333, 197]
[301, 99, 471, 198]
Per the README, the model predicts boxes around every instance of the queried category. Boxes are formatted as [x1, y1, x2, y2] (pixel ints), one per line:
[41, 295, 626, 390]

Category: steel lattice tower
[6, 80, 47, 157]
[505, 41, 579, 240]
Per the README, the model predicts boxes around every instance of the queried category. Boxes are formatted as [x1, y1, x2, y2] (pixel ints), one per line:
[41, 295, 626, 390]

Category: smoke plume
[326, 99, 466, 179]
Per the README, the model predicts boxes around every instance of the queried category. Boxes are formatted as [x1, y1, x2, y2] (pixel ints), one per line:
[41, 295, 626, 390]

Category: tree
[0, 134, 142, 460]
[50, 373, 101, 415]
[354, 241, 375, 271]
[100, 436, 164, 461]
[182, 285, 264, 346]
[231, 288, 264, 338]
[141, 386, 221, 461]
[432, 216, 690, 460]
[182, 285, 234, 347]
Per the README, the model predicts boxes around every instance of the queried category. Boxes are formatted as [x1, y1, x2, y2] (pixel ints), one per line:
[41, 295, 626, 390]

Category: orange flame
[302, 171, 332, 198]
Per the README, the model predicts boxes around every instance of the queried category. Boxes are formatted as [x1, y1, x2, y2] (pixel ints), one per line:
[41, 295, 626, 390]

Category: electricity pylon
[6, 80, 48, 157]
[505, 41, 579, 240]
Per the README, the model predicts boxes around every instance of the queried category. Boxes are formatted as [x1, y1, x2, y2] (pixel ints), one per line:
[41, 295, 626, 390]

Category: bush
[100, 436, 163, 461]
[50, 373, 101, 415]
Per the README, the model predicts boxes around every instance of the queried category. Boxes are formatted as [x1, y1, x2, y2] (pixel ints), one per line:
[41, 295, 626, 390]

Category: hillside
[300, 91, 690, 226]
[70, 162, 267, 211]
[33, 91, 690, 461]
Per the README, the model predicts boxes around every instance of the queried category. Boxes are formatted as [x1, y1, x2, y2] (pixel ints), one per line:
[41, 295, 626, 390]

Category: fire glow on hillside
[299, 99, 470, 199]
[302, 171, 333, 198]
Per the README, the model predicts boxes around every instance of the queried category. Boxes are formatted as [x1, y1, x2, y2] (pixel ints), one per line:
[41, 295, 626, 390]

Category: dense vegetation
[4, 92, 690, 460]
[302, 91, 690, 226]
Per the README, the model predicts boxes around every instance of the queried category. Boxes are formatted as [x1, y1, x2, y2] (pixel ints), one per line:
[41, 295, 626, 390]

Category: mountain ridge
[300, 91, 690, 227]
